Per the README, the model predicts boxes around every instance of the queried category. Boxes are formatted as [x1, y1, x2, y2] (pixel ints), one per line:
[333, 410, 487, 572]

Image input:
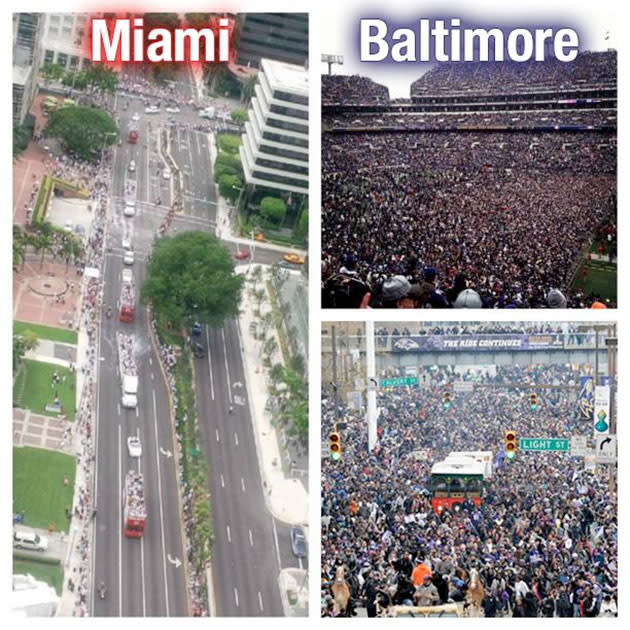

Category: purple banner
[391, 334, 565, 352]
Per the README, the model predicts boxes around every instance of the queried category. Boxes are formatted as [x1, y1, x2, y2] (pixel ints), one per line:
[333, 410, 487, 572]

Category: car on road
[131, 112, 140, 121]
[127, 436, 142, 458]
[122, 268, 133, 284]
[128, 160, 136, 172]
[63, 219, 73, 232]
[124, 200, 136, 217]
[165, 106, 180, 113]
[13, 530, 48, 552]
[191, 321, 202, 336]
[162, 168, 171, 180]
[278, 261, 298, 269]
[234, 249, 249, 260]
[122, 236, 132, 250]
[145, 105, 160, 114]
[283, 253, 305, 265]
[191, 340, 205, 358]
[290, 525, 307, 558]
[123, 249, 135, 265]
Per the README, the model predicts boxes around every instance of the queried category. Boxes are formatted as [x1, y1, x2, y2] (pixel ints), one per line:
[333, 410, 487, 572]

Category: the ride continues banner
[391, 334, 566, 352]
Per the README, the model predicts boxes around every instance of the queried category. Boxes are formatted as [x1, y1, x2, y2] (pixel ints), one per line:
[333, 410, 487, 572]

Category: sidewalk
[236, 266, 308, 526]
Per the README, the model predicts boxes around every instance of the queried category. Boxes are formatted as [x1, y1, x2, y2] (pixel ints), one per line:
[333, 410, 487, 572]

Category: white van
[13, 530, 49, 552]
[124, 200, 136, 217]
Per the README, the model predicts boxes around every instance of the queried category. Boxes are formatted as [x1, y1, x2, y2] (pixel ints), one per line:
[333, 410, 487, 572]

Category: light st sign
[519, 437, 569, 452]
[380, 377, 418, 388]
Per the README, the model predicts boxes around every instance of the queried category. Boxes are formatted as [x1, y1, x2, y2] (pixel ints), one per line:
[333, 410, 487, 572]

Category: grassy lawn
[13, 359, 76, 420]
[13, 559, 64, 595]
[571, 260, 617, 302]
[13, 447, 76, 534]
[14, 321, 77, 345]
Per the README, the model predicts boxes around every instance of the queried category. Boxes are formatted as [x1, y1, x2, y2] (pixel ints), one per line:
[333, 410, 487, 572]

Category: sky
[320, 0, 617, 98]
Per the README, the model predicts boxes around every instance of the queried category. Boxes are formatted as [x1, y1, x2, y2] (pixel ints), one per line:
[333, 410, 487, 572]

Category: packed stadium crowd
[321, 363, 617, 617]
[321, 51, 617, 309]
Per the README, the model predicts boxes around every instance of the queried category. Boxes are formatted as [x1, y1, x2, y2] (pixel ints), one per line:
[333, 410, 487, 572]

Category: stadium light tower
[321, 53, 343, 75]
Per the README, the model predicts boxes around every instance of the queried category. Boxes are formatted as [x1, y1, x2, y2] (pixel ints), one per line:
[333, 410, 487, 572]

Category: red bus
[429, 460, 485, 514]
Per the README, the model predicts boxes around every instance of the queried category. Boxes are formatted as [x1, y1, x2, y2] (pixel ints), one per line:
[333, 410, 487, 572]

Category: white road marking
[151, 372, 154, 380]
[234, 588, 239, 608]
[117, 402, 121, 415]
[140, 525, 147, 615]
[205, 327, 215, 400]
[249, 530, 254, 547]
[226, 526, 231, 543]
[298, 557, 303, 570]
[220, 474, 224, 488]
[271, 517, 281, 569]
[221, 329, 232, 403]
[135, 404, 139, 418]
[152, 389, 170, 615]
[118, 424, 123, 614]
[241, 478, 245, 493]
[258, 592, 264, 612]
[234, 432, 239, 446]
[216, 429, 220, 442]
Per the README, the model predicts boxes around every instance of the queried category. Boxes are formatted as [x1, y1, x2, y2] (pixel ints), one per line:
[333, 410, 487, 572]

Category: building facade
[41, 13, 91, 72]
[239, 58, 309, 196]
[13, 13, 43, 124]
[236, 13, 308, 68]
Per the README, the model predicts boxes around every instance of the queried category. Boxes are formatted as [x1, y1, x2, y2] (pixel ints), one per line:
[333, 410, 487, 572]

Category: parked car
[131, 112, 140, 121]
[13, 530, 48, 552]
[165, 106, 180, 113]
[128, 160, 136, 172]
[283, 253, 305, 265]
[145, 105, 160, 114]
[124, 200, 136, 217]
[123, 249, 135, 265]
[191, 341, 205, 358]
[122, 268, 133, 284]
[63, 219, 73, 232]
[290, 525, 307, 557]
[162, 168, 171, 180]
[191, 321, 202, 336]
[234, 249, 249, 260]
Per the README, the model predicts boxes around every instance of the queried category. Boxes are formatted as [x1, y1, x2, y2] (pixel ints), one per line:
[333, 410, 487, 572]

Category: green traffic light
[530, 404, 537, 411]
[331, 452, 341, 462]
[506, 451, 516, 460]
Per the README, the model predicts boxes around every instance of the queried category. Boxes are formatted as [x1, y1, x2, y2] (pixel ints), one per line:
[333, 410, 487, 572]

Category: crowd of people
[321, 362, 617, 617]
[322, 74, 390, 106]
[322, 129, 616, 308]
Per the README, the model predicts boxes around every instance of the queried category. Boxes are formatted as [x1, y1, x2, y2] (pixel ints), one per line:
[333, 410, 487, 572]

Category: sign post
[595, 435, 616, 464]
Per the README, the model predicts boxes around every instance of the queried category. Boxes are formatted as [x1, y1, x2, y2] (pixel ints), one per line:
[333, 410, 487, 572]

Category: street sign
[570, 435, 588, 457]
[453, 381, 474, 392]
[519, 437, 569, 452]
[380, 376, 418, 388]
[596, 435, 617, 464]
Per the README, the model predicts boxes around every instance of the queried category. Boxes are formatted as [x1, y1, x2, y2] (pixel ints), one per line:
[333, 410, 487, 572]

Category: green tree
[61, 70, 89, 90]
[242, 74, 258, 102]
[260, 197, 286, 225]
[217, 174, 241, 201]
[141, 231, 243, 328]
[231, 108, 248, 124]
[85, 64, 119, 94]
[13, 330, 39, 373]
[218, 134, 241, 153]
[13, 123, 29, 156]
[294, 207, 308, 243]
[43, 106, 118, 160]
[41, 62, 65, 82]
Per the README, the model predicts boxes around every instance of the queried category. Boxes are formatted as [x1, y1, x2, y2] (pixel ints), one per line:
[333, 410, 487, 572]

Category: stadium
[321, 322, 617, 617]
[321, 51, 617, 308]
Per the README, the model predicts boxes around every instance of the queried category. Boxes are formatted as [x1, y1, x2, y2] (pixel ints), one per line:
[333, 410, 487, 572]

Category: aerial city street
[321, 322, 617, 618]
[12, 12, 308, 616]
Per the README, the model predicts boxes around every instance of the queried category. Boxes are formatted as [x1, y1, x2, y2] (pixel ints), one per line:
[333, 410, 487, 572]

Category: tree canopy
[141, 231, 243, 328]
[260, 197, 286, 225]
[43, 106, 118, 160]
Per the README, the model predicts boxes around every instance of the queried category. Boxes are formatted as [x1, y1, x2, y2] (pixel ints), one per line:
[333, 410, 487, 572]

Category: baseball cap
[382, 275, 411, 302]
[454, 288, 482, 308]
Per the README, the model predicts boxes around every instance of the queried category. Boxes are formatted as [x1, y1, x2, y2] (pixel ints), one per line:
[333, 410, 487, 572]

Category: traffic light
[443, 390, 451, 409]
[329, 432, 341, 462]
[504, 430, 518, 460]
[529, 393, 537, 411]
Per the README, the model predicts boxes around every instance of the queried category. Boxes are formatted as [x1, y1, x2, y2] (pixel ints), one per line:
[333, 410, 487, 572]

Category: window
[69, 56, 79, 70]
[57, 53, 68, 67]
[44, 49, 55, 64]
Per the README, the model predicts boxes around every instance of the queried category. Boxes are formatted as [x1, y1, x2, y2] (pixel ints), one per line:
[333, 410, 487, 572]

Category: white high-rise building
[41, 13, 91, 72]
[13, 13, 43, 123]
[240, 58, 308, 196]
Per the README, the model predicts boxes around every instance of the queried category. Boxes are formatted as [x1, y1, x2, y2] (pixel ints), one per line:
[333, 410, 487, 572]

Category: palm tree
[241, 74, 258, 103]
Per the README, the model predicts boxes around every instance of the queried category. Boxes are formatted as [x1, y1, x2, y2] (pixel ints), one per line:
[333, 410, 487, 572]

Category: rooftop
[262, 58, 308, 97]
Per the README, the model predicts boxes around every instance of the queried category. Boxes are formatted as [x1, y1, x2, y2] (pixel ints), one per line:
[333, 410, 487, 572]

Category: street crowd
[321, 51, 617, 309]
[321, 362, 617, 617]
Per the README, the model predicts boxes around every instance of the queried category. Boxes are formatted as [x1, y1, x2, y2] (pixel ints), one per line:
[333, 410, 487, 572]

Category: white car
[123, 249, 135, 265]
[122, 236, 132, 250]
[165, 106, 180, 113]
[128, 160, 136, 172]
[127, 436, 142, 457]
[145, 106, 160, 114]
[123, 200, 136, 217]
[63, 219, 73, 232]
[131, 112, 140, 121]
[162, 168, 171, 180]
[122, 268, 133, 284]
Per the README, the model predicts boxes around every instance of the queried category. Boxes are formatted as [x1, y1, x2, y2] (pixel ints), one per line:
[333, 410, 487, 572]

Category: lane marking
[152, 389, 170, 615]
[241, 478, 245, 493]
[249, 530, 254, 547]
[234, 432, 238, 446]
[118, 423, 123, 614]
[298, 557, 303, 570]
[221, 329, 233, 403]
[234, 588, 239, 608]
[205, 327, 214, 400]
[216, 429, 220, 442]
[258, 592, 264, 612]
[226, 525, 231, 543]
[271, 517, 281, 570]
[220, 474, 224, 488]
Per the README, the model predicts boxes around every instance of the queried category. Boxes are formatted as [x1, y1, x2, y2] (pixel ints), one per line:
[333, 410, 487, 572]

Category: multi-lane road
[90, 67, 306, 616]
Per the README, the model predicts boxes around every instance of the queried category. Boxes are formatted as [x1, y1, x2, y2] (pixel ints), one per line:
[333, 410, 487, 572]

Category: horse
[466, 567, 485, 617]
[331, 565, 351, 616]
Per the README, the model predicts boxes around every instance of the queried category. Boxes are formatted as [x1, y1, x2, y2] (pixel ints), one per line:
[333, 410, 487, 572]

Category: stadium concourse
[321, 51, 616, 308]
[321, 330, 617, 617]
